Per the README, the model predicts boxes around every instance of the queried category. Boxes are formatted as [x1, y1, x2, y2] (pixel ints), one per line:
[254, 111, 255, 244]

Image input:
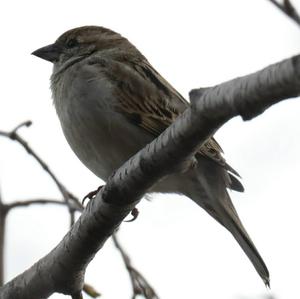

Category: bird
[32, 25, 269, 286]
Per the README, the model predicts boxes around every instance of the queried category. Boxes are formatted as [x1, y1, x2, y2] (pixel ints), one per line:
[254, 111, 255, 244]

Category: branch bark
[0, 55, 299, 298]
[268, 0, 300, 26]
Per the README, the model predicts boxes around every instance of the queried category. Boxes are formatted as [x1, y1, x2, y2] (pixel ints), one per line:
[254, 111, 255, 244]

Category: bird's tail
[186, 157, 270, 286]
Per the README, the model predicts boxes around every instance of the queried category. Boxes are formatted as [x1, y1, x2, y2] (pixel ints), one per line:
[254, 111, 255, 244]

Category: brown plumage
[32, 25, 269, 286]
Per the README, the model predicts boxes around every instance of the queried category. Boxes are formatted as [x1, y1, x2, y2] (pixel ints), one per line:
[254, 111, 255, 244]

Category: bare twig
[0, 122, 83, 226]
[6, 199, 71, 212]
[112, 234, 159, 299]
[11, 120, 32, 134]
[268, 0, 300, 26]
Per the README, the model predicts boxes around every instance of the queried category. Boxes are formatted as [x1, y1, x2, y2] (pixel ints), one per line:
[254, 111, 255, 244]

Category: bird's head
[32, 26, 128, 66]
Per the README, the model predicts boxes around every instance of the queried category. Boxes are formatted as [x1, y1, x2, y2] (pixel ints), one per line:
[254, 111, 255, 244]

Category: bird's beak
[31, 43, 63, 63]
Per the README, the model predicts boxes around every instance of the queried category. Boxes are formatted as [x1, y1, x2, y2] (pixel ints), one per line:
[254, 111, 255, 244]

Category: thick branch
[0, 55, 299, 298]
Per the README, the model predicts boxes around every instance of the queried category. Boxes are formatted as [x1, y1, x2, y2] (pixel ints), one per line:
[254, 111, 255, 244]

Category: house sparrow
[32, 26, 269, 286]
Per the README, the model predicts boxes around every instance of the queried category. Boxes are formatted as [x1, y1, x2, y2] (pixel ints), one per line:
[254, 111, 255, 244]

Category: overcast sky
[0, 1, 300, 299]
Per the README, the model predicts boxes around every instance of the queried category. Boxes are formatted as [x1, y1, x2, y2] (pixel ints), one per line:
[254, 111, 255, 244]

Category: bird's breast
[51, 66, 153, 181]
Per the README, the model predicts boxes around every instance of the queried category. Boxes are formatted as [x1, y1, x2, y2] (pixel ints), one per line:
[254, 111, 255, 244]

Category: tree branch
[6, 199, 70, 212]
[112, 234, 159, 299]
[268, 0, 300, 26]
[0, 54, 299, 298]
[0, 122, 83, 225]
[0, 122, 147, 297]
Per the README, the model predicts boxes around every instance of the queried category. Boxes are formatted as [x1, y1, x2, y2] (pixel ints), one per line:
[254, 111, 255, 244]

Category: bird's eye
[66, 38, 78, 48]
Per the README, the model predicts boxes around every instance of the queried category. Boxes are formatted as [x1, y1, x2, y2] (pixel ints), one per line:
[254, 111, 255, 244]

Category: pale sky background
[0, 1, 300, 299]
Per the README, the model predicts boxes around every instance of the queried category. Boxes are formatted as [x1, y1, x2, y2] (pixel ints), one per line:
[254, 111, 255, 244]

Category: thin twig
[268, 0, 300, 26]
[112, 234, 159, 299]
[11, 121, 32, 134]
[6, 199, 72, 212]
[0, 122, 83, 226]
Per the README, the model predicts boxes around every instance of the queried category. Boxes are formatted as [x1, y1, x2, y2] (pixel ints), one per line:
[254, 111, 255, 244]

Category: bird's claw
[82, 185, 103, 205]
[125, 208, 139, 222]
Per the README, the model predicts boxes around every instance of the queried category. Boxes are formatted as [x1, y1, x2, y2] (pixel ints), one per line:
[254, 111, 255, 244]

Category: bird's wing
[99, 54, 241, 187]
[135, 60, 229, 169]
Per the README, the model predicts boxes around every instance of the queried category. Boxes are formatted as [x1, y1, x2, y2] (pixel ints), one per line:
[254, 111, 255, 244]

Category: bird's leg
[82, 186, 139, 221]
[125, 207, 139, 222]
[82, 185, 103, 205]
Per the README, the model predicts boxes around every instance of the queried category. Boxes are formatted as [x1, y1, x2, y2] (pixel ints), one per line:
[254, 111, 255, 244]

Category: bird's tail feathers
[188, 160, 270, 286]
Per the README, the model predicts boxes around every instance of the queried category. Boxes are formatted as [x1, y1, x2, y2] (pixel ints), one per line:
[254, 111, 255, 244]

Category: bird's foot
[125, 207, 139, 222]
[82, 185, 103, 205]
